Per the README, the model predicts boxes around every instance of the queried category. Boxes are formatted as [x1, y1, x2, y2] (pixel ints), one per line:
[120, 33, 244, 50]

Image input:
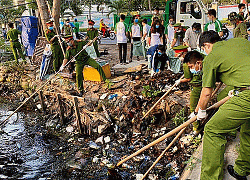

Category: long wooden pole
[0, 37, 98, 128]
[116, 96, 231, 167]
[140, 82, 223, 179]
[141, 128, 186, 180]
[142, 75, 184, 120]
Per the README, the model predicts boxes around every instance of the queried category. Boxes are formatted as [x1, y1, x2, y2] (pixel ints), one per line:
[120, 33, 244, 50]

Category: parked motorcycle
[221, 23, 229, 40]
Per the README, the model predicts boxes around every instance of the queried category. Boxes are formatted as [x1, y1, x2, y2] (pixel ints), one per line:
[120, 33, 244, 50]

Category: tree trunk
[89, 4, 92, 20]
[52, 0, 61, 31]
[148, 0, 151, 12]
[36, 0, 50, 34]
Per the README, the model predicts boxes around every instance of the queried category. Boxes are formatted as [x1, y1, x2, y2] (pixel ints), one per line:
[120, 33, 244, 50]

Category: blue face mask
[48, 26, 54, 30]
[158, 51, 162, 55]
[135, 19, 139, 23]
[156, 25, 160, 28]
[190, 68, 201, 74]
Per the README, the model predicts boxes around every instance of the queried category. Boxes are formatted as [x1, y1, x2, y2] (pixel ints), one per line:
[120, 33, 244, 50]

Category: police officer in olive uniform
[196, 30, 250, 180]
[62, 19, 73, 36]
[60, 35, 106, 97]
[86, 20, 100, 57]
[176, 51, 203, 131]
[7, 22, 25, 63]
[45, 20, 63, 72]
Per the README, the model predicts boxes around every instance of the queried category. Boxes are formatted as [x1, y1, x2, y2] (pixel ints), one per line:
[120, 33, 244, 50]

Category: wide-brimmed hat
[63, 34, 73, 39]
[173, 23, 182, 27]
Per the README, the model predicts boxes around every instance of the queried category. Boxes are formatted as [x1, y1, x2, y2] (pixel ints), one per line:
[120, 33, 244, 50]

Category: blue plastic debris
[108, 94, 118, 100]
[21, 16, 38, 56]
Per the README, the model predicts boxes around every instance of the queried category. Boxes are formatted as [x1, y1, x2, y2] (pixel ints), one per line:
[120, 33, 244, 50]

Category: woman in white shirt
[147, 20, 164, 69]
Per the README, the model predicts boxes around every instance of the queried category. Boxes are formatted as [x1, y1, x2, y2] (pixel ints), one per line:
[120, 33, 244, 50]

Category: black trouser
[130, 37, 141, 59]
[75, 32, 80, 39]
[153, 58, 167, 72]
[118, 43, 127, 63]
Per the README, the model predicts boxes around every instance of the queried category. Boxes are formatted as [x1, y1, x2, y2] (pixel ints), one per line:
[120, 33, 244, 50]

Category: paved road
[99, 37, 117, 45]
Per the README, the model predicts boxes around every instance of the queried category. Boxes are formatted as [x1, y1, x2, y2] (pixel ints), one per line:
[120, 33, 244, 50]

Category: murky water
[0, 108, 56, 180]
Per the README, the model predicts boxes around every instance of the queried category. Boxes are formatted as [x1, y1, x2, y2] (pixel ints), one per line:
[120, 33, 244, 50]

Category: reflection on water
[0, 109, 56, 179]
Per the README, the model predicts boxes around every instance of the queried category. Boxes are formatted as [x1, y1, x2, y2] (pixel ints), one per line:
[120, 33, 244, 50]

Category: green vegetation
[141, 85, 161, 98]
[172, 108, 186, 126]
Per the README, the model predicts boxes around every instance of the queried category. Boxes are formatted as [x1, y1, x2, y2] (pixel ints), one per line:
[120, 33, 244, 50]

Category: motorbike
[221, 23, 229, 40]
[98, 26, 116, 44]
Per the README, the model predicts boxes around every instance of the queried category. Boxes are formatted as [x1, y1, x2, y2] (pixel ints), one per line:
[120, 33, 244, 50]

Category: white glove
[188, 112, 196, 119]
[228, 90, 234, 97]
[197, 108, 207, 120]
[175, 79, 181, 85]
[59, 65, 65, 72]
[187, 47, 192, 51]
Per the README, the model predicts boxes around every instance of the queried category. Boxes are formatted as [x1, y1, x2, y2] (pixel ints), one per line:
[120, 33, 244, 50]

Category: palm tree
[107, 0, 127, 16]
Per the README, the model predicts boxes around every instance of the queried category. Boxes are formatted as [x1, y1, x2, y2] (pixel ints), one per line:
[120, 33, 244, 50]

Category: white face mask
[243, 8, 246, 13]
[66, 22, 69, 25]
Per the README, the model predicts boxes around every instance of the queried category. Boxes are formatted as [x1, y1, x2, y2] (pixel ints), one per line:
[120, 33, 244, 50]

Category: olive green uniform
[7, 28, 25, 62]
[45, 29, 63, 71]
[201, 38, 250, 179]
[65, 40, 106, 91]
[233, 22, 248, 39]
[183, 63, 202, 130]
[62, 25, 73, 36]
[87, 28, 100, 57]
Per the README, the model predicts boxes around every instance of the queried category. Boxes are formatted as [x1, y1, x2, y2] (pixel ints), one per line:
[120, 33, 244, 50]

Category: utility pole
[36, 0, 50, 33]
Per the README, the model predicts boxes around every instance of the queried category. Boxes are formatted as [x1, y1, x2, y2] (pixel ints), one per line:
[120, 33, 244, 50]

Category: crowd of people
[2, 4, 250, 179]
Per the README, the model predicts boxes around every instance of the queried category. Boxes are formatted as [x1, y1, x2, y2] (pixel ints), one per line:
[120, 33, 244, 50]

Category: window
[180, 1, 202, 19]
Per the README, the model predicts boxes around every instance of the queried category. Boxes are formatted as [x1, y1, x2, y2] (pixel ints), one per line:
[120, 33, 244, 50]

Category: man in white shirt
[115, 14, 129, 64]
[184, 22, 201, 50]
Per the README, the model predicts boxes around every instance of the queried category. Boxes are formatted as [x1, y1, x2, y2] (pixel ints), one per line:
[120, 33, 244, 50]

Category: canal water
[0, 108, 58, 180]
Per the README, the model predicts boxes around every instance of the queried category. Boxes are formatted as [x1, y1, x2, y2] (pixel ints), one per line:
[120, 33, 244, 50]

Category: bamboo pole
[142, 75, 184, 120]
[141, 128, 186, 180]
[116, 96, 231, 167]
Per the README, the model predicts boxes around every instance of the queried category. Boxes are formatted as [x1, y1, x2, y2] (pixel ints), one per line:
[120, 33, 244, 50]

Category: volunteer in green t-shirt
[175, 51, 203, 132]
[204, 9, 223, 37]
[74, 18, 80, 39]
[196, 30, 250, 180]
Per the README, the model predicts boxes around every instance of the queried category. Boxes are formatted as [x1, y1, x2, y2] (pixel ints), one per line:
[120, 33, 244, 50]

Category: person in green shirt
[196, 30, 250, 180]
[175, 51, 203, 132]
[86, 20, 100, 57]
[233, 15, 248, 39]
[74, 18, 80, 39]
[204, 9, 223, 37]
[60, 35, 106, 97]
[62, 18, 73, 36]
[7, 22, 25, 63]
[44, 20, 63, 72]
